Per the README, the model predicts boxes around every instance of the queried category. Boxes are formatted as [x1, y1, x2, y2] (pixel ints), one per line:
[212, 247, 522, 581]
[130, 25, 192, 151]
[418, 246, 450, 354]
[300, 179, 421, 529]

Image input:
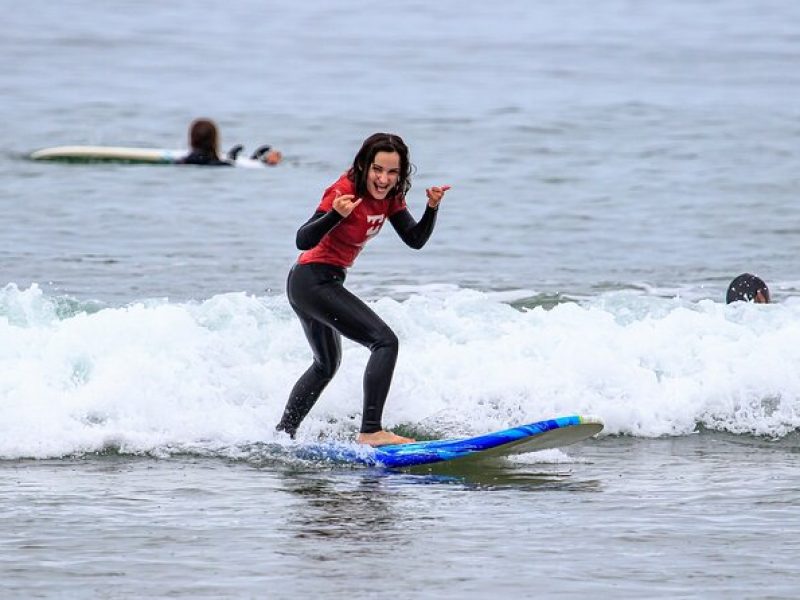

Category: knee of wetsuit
[371, 327, 399, 354]
[312, 356, 341, 380]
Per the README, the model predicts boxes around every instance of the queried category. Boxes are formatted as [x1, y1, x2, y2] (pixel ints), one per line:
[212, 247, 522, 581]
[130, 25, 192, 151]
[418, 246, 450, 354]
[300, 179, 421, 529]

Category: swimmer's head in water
[726, 273, 770, 304]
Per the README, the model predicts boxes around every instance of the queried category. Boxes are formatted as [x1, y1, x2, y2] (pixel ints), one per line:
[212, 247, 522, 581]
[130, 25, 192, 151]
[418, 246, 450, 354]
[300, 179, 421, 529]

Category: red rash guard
[297, 174, 408, 268]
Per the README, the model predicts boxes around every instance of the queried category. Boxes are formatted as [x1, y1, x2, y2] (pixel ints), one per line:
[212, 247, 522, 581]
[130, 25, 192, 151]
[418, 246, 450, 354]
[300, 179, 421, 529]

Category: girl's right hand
[333, 193, 363, 217]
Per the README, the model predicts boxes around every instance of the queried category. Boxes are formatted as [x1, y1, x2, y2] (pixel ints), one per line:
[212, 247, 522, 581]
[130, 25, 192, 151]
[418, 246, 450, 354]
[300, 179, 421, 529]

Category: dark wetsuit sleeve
[389, 206, 438, 250]
[296, 210, 344, 250]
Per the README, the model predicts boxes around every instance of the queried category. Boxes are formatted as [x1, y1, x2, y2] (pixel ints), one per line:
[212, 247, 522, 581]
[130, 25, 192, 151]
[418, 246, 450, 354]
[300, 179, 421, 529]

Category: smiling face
[349, 133, 411, 199]
[366, 151, 401, 199]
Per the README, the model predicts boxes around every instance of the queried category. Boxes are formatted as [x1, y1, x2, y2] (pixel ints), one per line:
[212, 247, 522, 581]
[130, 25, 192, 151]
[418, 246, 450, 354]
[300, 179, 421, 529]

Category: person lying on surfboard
[177, 118, 282, 166]
[276, 132, 450, 447]
[726, 273, 770, 304]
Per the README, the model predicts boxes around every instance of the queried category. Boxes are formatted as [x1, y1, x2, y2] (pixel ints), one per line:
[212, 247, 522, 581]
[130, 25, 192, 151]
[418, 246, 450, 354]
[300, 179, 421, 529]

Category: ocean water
[2, 0, 800, 597]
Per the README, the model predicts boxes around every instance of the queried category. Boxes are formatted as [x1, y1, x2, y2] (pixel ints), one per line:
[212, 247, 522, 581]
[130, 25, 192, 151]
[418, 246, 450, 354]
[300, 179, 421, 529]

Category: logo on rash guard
[365, 214, 385, 238]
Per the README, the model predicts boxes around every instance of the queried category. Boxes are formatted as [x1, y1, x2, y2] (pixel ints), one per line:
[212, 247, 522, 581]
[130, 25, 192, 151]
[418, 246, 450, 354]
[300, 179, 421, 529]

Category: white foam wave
[1, 283, 799, 459]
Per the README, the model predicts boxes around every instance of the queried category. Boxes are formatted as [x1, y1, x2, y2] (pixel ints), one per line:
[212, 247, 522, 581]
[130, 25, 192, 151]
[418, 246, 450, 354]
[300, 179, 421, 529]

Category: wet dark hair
[347, 133, 413, 198]
[726, 273, 770, 304]
[189, 118, 220, 158]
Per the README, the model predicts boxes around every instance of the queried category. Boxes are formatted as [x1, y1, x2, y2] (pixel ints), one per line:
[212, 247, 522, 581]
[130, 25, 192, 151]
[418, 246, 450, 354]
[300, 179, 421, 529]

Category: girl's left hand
[426, 185, 451, 208]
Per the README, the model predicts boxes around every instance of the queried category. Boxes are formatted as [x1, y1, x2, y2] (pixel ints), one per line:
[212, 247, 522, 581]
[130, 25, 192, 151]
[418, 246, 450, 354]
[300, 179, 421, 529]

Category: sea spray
[1, 284, 798, 459]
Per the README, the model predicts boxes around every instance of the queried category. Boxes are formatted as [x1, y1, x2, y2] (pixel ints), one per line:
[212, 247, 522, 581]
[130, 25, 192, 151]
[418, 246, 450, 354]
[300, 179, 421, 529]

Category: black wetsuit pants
[276, 263, 399, 436]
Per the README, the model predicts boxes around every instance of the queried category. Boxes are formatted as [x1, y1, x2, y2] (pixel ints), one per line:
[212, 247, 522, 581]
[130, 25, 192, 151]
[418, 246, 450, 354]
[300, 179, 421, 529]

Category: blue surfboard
[299, 415, 603, 470]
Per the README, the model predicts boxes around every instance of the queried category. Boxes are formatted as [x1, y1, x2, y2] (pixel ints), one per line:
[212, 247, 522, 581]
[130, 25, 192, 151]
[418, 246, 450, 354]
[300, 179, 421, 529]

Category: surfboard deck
[30, 145, 182, 164]
[299, 415, 603, 470]
[28, 145, 265, 167]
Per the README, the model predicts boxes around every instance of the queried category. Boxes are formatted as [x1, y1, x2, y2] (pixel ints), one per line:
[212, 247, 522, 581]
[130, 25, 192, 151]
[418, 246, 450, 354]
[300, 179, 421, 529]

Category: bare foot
[357, 430, 416, 447]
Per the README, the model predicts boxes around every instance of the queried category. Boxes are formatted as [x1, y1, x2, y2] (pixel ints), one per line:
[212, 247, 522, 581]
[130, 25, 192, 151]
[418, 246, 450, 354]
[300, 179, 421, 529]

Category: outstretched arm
[389, 185, 451, 249]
